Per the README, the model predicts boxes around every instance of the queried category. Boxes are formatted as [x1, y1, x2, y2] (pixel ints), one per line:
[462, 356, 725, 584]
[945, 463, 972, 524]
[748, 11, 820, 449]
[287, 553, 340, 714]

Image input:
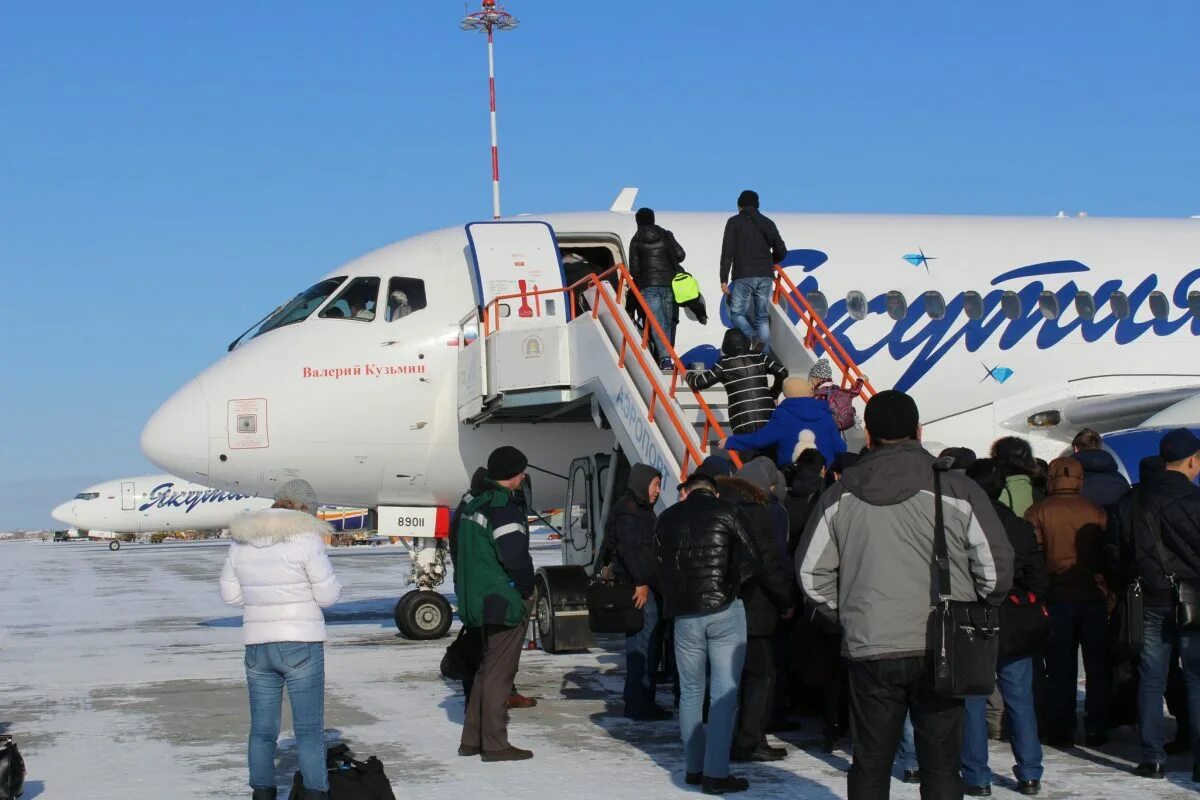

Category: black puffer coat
[655, 489, 759, 619]
[1109, 468, 1200, 608]
[629, 224, 685, 289]
[784, 469, 824, 558]
[686, 329, 787, 434]
[717, 477, 794, 636]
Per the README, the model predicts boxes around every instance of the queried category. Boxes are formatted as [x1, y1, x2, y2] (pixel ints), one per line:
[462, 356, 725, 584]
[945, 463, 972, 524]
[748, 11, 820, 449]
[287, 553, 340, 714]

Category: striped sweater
[687, 330, 788, 434]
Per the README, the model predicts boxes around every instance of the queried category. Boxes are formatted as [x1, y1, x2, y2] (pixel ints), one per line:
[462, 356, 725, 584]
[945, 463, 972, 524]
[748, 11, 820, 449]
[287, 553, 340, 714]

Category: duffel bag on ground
[289, 744, 395, 800]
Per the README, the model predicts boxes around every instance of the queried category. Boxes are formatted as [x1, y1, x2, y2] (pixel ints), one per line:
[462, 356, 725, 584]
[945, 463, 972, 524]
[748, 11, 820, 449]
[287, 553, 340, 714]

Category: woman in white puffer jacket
[220, 479, 342, 800]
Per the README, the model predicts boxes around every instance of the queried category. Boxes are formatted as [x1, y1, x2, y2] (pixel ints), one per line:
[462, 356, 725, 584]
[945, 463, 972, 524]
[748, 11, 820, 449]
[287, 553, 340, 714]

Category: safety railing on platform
[772, 265, 877, 401]
[481, 265, 740, 480]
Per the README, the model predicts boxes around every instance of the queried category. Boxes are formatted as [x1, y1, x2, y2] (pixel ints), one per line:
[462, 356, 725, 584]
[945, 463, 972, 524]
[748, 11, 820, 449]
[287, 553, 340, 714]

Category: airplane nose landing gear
[394, 535, 453, 640]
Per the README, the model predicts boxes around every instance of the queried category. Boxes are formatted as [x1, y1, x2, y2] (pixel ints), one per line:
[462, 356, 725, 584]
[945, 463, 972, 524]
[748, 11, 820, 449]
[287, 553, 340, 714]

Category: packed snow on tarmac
[0, 537, 1195, 800]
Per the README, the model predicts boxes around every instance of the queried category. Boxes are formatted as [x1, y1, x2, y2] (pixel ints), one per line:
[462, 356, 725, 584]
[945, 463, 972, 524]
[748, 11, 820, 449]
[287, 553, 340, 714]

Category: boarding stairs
[458, 263, 738, 497]
[457, 264, 876, 496]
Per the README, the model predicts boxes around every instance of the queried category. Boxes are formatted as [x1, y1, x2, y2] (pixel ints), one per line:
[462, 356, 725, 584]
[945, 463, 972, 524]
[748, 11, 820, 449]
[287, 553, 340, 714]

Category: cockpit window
[320, 277, 380, 322]
[74, 492, 99, 500]
[386, 278, 428, 321]
[251, 277, 346, 339]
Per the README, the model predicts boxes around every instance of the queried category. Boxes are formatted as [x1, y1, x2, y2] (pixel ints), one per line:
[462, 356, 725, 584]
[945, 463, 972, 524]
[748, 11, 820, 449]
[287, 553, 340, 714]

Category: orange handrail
[478, 265, 740, 480]
[772, 265, 878, 401]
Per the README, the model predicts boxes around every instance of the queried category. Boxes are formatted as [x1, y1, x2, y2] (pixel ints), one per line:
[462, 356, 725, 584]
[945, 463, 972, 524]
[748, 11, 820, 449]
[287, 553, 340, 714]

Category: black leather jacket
[1109, 468, 1200, 607]
[654, 489, 759, 619]
[629, 225, 685, 289]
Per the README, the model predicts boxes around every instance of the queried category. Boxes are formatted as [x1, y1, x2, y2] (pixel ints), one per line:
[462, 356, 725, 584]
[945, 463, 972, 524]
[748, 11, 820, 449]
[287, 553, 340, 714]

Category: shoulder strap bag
[930, 462, 1001, 698]
[1109, 493, 1146, 659]
[1145, 499, 1200, 631]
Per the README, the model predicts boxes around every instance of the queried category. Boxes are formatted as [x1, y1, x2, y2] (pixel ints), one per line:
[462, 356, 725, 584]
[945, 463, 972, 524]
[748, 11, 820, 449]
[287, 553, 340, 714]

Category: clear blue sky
[2, 2, 1197, 529]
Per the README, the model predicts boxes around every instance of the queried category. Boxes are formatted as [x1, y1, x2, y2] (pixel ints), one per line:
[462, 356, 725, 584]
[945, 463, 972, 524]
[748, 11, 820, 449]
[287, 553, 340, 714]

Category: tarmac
[1, 537, 1197, 799]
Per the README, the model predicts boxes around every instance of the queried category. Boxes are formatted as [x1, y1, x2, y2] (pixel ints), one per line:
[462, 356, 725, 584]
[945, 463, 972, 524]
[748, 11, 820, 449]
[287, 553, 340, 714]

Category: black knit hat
[487, 446, 528, 482]
[737, 189, 759, 209]
[864, 390, 920, 443]
[635, 207, 655, 226]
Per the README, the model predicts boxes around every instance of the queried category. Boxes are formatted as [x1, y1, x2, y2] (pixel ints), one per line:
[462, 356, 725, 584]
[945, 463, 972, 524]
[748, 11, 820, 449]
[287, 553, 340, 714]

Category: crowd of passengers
[214, 190, 1200, 798]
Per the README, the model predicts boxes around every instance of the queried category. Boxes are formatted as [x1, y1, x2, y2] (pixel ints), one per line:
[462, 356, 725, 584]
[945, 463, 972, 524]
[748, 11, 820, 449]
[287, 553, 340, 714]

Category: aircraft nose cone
[141, 379, 210, 479]
[50, 501, 75, 526]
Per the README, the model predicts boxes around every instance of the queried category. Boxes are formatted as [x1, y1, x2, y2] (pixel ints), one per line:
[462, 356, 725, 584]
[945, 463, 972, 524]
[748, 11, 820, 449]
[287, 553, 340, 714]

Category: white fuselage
[51, 474, 271, 534]
[141, 210, 1200, 508]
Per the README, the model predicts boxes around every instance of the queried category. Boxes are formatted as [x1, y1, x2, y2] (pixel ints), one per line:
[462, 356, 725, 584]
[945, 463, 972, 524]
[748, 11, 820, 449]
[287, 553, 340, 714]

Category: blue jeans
[896, 713, 917, 771]
[1045, 601, 1109, 735]
[246, 642, 327, 792]
[641, 286, 677, 363]
[728, 277, 773, 353]
[962, 656, 1043, 785]
[625, 590, 665, 717]
[1140, 607, 1200, 763]
[675, 599, 747, 779]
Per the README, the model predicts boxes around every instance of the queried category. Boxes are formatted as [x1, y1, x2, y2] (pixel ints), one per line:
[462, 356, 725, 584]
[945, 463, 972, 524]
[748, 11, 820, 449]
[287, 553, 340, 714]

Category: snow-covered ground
[0, 538, 1195, 799]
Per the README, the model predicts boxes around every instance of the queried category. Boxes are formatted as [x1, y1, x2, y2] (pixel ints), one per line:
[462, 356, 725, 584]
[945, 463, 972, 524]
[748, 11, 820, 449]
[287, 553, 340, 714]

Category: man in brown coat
[1025, 457, 1111, 746]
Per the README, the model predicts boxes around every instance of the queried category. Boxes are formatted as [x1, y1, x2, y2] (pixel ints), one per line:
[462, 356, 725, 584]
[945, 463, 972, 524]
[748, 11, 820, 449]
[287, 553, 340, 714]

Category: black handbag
[929, 464, 1001, 699]
[289, 745, 395, 800]
[439, 625, 483, 681]
[1145, 504, 1200, 631]
[586, 574, 644, 634]
[1109, 578, 1145, 662]
[998, 590, 1050, 660]
[0, 735, 26, 800]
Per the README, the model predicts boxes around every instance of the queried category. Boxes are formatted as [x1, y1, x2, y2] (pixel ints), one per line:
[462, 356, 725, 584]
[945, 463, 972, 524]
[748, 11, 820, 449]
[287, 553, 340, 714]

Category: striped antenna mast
[461, 1, 519, 219]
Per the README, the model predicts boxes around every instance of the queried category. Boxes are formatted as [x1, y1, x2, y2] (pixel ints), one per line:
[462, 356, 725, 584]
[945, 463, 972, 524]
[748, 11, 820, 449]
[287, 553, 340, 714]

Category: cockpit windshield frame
[242, 277, 347, 343]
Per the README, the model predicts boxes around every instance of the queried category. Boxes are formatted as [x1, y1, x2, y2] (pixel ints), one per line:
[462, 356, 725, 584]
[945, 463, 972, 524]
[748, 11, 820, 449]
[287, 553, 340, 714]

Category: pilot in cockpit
[387, 290, 412, 321]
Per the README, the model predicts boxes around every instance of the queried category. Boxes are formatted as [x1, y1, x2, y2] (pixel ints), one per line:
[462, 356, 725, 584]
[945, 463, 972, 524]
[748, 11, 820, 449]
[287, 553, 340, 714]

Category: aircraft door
[120, 481, 136, 511]
[465, 221, 567, 323]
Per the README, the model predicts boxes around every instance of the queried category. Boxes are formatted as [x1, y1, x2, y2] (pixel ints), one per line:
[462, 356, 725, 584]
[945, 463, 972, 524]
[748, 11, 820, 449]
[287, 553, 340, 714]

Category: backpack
[815, 384, 856, 431]
[672, 272, 701, 304]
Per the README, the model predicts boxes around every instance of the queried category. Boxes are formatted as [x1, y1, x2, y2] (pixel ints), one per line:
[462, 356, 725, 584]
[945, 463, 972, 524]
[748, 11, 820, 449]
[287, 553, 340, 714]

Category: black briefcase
[586, 578, 644, 634]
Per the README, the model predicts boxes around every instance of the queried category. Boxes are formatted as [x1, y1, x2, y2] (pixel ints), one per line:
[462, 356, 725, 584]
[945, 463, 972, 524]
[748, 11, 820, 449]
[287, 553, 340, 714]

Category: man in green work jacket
[455, 445, 536, 762]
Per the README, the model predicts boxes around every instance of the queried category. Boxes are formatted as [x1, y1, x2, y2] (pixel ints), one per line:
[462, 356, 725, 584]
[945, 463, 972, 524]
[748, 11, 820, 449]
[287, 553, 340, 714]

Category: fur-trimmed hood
[229, 508, 332, 547]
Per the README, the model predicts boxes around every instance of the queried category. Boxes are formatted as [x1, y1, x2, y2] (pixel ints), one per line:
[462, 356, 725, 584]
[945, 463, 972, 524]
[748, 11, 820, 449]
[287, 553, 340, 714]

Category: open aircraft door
[464, 221, 568, 322]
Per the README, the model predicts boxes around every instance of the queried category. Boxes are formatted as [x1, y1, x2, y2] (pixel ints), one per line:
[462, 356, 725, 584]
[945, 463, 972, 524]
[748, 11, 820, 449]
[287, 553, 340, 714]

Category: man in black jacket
[720, 467, 795, 763]
[1109, 429, 1200, 779]
[656, 473, 759, 795]
[629, 207, 687, 369]
[1071, 428, 1131, 509]
[606, 463, 668, 720]
[719, 190, 787, 354]
[962, 458, 1050, 796]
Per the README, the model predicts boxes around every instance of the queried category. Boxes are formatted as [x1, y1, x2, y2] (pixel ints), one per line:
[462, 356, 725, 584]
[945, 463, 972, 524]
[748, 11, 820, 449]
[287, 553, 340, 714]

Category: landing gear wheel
[109, 540, 121, 551]
[535, 575, 556, 654]
[394, 590, 452, 640]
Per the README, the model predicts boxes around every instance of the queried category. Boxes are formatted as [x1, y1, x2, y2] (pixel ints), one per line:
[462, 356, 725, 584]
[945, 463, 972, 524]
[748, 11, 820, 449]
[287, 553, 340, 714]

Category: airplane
[51, 475, 374, 550]
[138, 190, 1200, 641]
[51, 474, 273, 549]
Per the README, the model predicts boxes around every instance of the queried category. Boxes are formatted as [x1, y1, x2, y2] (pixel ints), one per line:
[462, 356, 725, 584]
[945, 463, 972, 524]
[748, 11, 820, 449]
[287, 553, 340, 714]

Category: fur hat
[783, 376, 812, 398]
[487, 446, 528, 482]
[737, 189, 759, 209]
[274, 479, 318, 513]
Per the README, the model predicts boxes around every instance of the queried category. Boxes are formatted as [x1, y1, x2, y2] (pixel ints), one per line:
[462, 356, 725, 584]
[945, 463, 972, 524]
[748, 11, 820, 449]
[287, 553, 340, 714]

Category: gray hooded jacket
[796, 442, 1014, 661]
